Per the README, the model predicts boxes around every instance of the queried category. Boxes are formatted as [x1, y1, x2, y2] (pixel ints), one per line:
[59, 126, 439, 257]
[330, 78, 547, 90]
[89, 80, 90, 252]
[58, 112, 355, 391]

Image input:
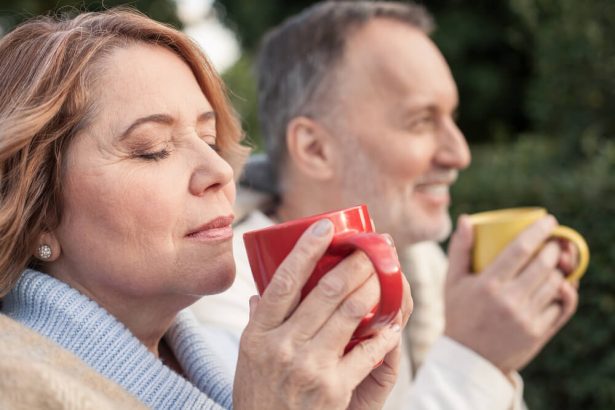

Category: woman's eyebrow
[117, 111, 217, 141]
[197, 111, 216, 125]
[117, 113, 174, 141]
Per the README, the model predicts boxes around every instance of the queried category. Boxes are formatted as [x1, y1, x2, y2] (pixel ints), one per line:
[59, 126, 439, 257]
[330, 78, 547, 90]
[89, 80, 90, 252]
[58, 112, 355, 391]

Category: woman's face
[48, 44, 237, 308]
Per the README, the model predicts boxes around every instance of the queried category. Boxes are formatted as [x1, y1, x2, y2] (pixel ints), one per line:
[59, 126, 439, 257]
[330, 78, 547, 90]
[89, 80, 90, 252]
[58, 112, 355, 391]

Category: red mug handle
[329, 232, 403, 339]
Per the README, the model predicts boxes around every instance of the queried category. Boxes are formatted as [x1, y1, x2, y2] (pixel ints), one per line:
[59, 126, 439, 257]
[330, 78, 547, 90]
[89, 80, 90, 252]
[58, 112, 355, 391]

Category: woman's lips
[187, 225, 233, 240]
[186, 215, 234, 241]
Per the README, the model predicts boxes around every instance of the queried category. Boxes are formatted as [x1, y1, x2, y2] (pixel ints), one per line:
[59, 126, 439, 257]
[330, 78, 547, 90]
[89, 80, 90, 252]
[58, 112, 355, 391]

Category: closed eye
[135, 149, 171, 161]
[208, 143, 220, 153]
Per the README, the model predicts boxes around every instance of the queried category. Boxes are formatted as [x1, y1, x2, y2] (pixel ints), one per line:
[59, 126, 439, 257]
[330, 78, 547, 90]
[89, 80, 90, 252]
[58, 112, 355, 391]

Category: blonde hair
[0, 8, 248, 296]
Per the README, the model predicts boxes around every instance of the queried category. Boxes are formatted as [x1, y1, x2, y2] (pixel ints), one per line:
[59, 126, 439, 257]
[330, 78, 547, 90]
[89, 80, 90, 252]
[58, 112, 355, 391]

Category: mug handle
[329, 232, 403, 339]
[552, 226, 590, 282]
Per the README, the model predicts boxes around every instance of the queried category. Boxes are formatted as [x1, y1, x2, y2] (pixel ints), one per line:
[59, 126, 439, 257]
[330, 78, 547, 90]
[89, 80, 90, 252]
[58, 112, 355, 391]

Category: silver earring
[38, 244, 52, 260]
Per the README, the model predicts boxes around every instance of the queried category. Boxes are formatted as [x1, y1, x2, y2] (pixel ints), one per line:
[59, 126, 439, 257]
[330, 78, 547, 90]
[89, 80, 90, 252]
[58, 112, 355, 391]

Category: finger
[557, 239, 579, 277]
[546, 281, 579, 338]
[515, 241, 560, 299]
[286, 251, 377, 341]
[251, 219, 334, 330]
[339, 322, 402, 389]
[382, 233, 395, 247]
[530, 269, 564, 311]
[536, 302, 562, 336]
[447, 215, 474, 282]
[486, 215, 557, 281]
[248, 295, 260, 321]
[382, 234, 412, 328]
[399, 275, 413, 328]
[350, 340, 402, 408]
[309, 273, 381, 352]
[373, 336, 401, 381]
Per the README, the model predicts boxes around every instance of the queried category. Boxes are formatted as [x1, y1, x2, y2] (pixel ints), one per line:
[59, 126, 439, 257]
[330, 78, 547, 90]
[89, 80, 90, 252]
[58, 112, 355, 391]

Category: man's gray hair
[256, 1, 434, 181]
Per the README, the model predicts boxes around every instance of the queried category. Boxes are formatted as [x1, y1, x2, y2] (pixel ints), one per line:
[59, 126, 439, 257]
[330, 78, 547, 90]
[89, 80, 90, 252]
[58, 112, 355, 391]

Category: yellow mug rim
[468, 207, 546, 225]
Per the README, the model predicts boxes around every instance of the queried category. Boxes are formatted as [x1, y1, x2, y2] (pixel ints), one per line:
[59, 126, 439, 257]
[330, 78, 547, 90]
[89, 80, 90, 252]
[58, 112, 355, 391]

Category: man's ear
[285, 116, 337, 181]
[34, 231, 61, 262]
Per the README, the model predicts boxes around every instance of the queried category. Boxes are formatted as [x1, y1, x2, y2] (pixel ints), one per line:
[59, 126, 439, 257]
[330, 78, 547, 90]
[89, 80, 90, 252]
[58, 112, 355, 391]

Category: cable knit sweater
[2, 269, 233, 410]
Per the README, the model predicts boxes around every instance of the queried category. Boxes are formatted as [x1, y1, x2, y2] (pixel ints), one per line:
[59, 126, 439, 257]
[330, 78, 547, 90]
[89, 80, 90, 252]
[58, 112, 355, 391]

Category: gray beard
[337, 143, 453, 248]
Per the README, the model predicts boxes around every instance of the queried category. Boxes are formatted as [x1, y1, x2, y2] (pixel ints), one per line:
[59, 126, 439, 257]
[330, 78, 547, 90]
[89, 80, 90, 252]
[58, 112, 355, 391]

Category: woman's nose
[189, 145, 235, 197]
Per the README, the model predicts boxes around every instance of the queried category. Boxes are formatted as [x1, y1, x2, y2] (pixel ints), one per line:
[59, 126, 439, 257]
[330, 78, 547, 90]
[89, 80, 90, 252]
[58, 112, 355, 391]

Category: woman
[0, 8, 411, 409]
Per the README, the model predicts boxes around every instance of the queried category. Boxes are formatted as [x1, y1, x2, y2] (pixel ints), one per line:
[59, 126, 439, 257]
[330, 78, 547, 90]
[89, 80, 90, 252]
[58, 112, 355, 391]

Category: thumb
[248, 295, 260, 320]
[447, 215, 474, 282]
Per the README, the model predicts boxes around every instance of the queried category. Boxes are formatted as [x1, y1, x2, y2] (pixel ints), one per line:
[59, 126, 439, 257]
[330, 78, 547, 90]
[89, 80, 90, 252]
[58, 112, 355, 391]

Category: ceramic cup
[243, 205, 403, 346]
[468, 207, 589, 282]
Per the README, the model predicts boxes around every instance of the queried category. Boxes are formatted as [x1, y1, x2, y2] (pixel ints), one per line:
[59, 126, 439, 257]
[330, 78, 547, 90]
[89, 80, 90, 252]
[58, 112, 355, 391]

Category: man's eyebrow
[398, 104, 432, 117]
[401, 102, 458, 116]
[117, 114, 174, 141]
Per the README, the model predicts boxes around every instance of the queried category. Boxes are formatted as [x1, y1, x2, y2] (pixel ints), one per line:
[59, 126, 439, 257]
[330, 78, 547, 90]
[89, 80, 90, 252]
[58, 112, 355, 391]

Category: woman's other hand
[233, 219, 411, 409]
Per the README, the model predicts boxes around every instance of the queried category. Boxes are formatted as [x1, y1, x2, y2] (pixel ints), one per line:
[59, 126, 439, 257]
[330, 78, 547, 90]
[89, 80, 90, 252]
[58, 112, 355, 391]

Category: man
[192, 2, 579, 408]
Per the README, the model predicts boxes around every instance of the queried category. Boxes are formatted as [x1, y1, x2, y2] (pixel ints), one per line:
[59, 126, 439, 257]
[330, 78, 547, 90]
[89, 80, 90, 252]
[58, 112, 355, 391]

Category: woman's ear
[285, 116, 337, 181]
[34, 231, 61, 262]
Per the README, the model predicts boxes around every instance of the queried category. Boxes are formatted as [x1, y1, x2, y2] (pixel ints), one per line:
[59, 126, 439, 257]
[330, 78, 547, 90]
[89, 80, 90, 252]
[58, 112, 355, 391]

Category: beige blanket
[0, 314, 146, 410]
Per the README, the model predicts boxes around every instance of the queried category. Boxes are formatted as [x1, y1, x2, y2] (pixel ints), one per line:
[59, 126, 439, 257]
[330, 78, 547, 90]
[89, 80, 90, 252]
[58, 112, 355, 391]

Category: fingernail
[311, 219, 333, 236]
[390, 323, 401, 333]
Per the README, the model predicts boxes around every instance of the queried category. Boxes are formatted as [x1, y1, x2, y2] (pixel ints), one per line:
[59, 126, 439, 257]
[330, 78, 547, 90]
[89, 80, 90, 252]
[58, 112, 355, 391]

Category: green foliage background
[1, 0, 613, 407]
[0, 0, 181, 29]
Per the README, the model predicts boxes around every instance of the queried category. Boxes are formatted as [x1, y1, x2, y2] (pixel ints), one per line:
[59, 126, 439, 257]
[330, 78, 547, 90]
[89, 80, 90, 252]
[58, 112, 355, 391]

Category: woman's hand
[233, 219, 411, 410]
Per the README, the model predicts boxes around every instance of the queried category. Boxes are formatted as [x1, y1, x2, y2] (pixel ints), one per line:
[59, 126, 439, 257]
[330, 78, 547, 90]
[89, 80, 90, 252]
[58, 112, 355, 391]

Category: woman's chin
[214, 262, 237, 294]
[196, 258, 237, 296]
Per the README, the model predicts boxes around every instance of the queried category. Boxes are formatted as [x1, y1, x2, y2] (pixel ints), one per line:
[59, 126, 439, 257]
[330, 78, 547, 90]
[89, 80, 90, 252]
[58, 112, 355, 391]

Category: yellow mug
[468, 207, 590, 282]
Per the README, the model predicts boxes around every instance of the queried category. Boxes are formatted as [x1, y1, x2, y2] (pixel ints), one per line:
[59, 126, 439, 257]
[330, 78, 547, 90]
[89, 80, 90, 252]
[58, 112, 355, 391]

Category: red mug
[243, 205, 403, 348]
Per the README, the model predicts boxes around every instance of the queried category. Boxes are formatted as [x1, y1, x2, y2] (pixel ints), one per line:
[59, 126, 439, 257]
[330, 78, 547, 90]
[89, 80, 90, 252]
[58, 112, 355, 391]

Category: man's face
[326, 19, 471, 247]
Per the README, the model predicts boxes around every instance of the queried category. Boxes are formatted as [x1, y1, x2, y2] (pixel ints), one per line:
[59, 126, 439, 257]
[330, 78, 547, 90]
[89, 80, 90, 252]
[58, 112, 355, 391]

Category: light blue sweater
[2, 269, 233, 409]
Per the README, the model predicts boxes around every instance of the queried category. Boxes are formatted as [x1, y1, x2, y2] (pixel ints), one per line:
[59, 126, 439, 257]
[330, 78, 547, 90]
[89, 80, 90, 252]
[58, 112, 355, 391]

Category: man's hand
[444, 215, 579, 374]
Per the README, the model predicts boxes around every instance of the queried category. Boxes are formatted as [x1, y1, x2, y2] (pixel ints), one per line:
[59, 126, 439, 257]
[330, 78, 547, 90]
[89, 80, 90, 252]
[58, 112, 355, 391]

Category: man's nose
[435, 119, 471, 170]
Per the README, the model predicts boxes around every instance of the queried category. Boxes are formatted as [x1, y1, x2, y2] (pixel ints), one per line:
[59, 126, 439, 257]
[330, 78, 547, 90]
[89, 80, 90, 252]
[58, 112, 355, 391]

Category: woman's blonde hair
[0, 8, 248, 296]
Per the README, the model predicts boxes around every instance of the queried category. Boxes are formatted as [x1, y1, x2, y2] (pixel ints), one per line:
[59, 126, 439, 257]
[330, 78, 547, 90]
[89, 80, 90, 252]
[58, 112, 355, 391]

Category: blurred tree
[223, 54, 260, 149]
[511, 0, 615, 160]
[214, 0, 314, 51]
[214, 0, 316, 147]
[427, 0, 533, 143]
[0, 0, 181, 31]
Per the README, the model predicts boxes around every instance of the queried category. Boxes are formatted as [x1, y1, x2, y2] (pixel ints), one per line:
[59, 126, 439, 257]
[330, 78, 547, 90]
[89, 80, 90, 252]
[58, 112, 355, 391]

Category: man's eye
[411, 116, 434, 129]
[136, 149, 170, 161]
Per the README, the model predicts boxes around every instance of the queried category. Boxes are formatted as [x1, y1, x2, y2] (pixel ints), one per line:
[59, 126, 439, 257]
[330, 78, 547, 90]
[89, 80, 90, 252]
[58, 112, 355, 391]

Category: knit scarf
[2, 269, 233, 409]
